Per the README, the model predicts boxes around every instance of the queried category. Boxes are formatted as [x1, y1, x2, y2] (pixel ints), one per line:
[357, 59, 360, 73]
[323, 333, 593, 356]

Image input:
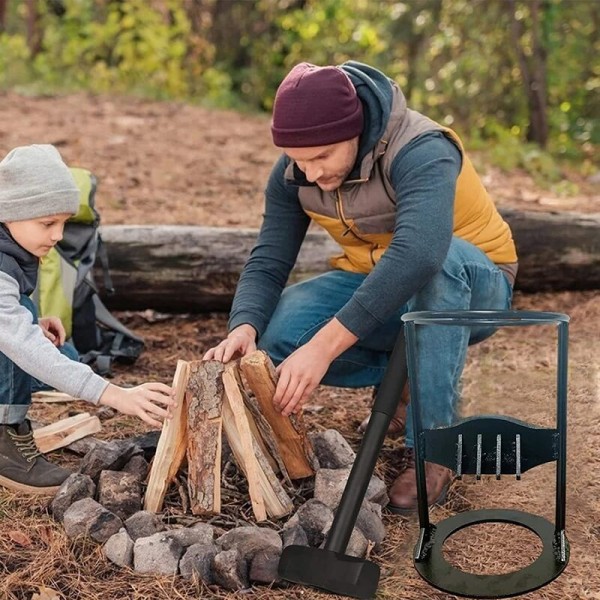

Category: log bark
[99, 225, 335, 312]
[98, 210, 600, 313]
[186, 361, 223, 516]
[499, 209, 599, 291]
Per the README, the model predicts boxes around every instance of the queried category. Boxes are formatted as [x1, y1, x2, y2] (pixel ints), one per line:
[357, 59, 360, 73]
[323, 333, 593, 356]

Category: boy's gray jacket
[0, 226, 107, 403]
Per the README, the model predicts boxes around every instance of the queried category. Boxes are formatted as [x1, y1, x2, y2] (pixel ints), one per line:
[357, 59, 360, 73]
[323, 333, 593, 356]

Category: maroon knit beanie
[271, 63, 364, 148]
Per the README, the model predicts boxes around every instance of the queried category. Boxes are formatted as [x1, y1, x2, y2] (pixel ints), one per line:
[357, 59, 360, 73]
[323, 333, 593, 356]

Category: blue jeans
[0, 294, 79, 425]
[258, 237, 513, 448]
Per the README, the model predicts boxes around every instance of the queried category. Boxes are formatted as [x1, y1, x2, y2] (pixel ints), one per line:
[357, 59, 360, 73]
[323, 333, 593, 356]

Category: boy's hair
[0, 144, 80, 222]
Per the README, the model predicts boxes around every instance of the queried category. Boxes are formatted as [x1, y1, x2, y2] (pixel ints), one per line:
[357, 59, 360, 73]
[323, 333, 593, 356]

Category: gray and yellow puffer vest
[284, 72, 517, 278]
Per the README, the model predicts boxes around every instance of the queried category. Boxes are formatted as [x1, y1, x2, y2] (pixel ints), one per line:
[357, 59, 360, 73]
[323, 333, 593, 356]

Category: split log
[240, 351, 315, 480]
[32, 391, 79, 403]
[232, 368, 289, 482]
[98, 211, 600, 312]
[33, 413, 102, 453]
[144, 360, 190, 513]
[222, 366, 294, 520]
[186, 361, 224, 516]
[222, 368, 266, 521]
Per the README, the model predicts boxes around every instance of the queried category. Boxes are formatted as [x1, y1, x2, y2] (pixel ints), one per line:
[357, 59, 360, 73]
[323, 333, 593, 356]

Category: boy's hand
[99, 382, 176, 428]
[39, 316, 66, 346]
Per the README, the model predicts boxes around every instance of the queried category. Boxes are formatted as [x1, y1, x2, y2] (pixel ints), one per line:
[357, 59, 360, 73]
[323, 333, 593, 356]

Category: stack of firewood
[144, 351, 316, 522]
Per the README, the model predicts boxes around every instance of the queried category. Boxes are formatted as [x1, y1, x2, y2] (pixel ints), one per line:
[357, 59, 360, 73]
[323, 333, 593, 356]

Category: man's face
[282, 137, 360, 192]
[4, 213, 71, 257]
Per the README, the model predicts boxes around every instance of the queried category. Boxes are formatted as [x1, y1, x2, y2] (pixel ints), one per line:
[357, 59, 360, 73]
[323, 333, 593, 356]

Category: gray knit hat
[0, 144, 80, 222]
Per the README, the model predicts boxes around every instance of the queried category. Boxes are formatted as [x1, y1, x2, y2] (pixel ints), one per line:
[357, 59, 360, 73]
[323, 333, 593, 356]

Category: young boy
[0, 144, 176, 495]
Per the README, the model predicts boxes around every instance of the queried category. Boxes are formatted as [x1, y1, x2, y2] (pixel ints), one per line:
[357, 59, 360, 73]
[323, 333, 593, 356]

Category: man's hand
[39, 316, 66, 347]
[273, 341, 333, 416]
[273, 318, 358, 417]
[203, 324, 257, 363]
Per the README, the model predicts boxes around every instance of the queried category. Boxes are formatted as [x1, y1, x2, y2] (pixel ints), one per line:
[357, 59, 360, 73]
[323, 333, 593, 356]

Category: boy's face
[4, 213, 72, 257]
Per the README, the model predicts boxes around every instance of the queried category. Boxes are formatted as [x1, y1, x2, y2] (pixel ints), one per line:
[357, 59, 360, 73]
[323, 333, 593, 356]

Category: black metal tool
[278, 329, 408, 599]
[402, 310, 570, 599]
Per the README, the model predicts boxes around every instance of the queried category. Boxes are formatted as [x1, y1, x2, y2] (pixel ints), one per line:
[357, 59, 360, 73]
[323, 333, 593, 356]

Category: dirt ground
[0, 91, 599, 600]
[0, 91, 598, 228]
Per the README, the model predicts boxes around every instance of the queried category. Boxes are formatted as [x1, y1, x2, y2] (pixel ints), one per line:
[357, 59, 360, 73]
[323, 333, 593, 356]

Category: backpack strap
[79, 350, 113, 376]
[92, 295, 143, 343]
[96, 234, 115, 295]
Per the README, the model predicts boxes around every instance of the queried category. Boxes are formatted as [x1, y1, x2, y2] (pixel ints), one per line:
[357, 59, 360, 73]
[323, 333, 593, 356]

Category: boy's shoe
[0, 420, 70, 495]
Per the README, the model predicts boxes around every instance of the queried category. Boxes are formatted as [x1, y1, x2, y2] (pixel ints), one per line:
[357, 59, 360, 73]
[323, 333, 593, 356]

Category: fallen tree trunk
[499, 208, 599, 291]
[98, 209, 600, 312]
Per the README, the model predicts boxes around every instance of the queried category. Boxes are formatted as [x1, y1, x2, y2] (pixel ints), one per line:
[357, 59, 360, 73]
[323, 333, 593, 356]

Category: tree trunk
[26, 0, 43, 57]
[97, 210, 600, 313]
[98, 225, 336, 312]
[0, 0, 7, 33]
[508, 0, 549, 147]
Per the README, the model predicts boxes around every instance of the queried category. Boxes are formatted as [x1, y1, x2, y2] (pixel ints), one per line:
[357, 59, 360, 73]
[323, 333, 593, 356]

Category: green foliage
[472, 120, 565, 187]
[0, 34, 31, 89]
[0, 0, 597, 172]
[18, 0, 194, 98]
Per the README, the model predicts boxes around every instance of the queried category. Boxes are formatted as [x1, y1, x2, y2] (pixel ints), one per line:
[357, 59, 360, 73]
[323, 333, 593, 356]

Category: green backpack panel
[34, 167, 144, 375]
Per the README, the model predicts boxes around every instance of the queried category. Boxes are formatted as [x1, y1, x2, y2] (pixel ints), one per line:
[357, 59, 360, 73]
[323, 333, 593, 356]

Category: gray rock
[122, 454, 149, 480]
[320, 525, 369, 558]
[103, 528, 134, 567]
[217, 526, 281, 561]
[285, 499, 334, 548]
[179, 543, 217, 583]
[63, 497, 122, 543]
[97, 470, 142, 520]
[355, 501, 386, 548]
[166, 523, 214, 548]
[213, 548, 249, 591]
[249, 546, 282, 584]
[345, 528, 369, 558]
[313, 467, 388, 508]
[124, 511, 166, 541]
[51, 473, 96, 522]
[79, 439, 143, 481]
[309, 429, 356, 469]
[133, 532, 184, 575]
[281, 524, 308, 549]
[65, 437, 107, 456]
[129, 431, 161, 460]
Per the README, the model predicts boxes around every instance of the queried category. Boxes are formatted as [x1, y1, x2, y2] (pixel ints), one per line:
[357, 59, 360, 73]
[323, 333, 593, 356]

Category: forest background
[0, 0, 598, 195]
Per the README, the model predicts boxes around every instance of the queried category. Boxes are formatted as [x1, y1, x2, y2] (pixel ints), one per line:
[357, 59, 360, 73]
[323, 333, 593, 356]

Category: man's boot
[357, 382, 410, 437]
[0, 420, 70, 495]
[387, 448, 453, 514]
